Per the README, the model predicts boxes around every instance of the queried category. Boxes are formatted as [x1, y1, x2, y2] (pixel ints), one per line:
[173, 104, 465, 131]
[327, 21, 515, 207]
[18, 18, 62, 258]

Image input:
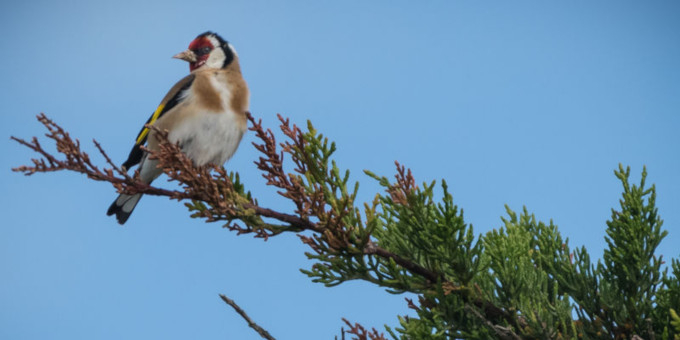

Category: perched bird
[107, 31, 249, 224]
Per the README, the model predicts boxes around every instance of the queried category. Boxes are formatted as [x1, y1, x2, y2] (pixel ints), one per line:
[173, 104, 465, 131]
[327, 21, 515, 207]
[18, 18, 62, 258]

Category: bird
[107, 31, 249, 225]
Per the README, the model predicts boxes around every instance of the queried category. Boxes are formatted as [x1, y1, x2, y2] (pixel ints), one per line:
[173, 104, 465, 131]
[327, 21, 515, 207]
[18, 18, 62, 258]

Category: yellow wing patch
[135, 104, 166, 145]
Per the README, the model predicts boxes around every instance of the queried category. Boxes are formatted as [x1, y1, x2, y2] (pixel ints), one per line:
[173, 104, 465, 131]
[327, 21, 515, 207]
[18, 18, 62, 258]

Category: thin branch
[465, 305, 521, 340]
[219, 294, 276, 340]
[364, 241, 441, 283]
[341, 318, 388, 340]
[244, 203, 322, 233]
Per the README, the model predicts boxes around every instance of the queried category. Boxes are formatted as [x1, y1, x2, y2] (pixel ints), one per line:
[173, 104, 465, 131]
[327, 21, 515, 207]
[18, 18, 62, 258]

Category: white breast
[170, 112, 244, 166]
[167, 76, 246, 167]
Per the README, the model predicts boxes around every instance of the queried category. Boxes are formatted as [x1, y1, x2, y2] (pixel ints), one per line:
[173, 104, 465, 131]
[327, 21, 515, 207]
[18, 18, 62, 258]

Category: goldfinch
[107, 31, 249, 224]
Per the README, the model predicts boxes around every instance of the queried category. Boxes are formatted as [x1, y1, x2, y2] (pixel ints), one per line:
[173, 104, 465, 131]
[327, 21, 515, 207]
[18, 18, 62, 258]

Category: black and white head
[173, 31, 236, 72]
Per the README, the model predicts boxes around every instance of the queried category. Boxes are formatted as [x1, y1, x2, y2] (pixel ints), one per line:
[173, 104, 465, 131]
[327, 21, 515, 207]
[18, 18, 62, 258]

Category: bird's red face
[173, 36, 215, 71]
[186, 37, 214, 71]
[173, 32, 232, 72]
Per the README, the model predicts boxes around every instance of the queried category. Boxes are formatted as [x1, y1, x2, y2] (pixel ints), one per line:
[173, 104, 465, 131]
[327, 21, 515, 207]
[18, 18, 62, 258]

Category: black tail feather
[106, 194, 142, 225]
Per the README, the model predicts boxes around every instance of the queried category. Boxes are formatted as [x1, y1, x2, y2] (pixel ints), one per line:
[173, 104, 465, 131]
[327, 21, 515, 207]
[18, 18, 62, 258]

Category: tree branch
[11, 112, 519, 335]
[219, 294, 276, 340]
[465, 305, 521, 340]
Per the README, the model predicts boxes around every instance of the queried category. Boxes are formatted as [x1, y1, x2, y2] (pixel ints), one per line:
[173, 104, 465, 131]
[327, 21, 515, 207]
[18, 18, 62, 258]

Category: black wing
[121, 75, 195, 170]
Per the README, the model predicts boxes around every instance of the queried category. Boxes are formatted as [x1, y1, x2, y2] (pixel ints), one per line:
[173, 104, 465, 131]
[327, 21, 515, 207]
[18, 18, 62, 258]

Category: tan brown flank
[193, 70, 223, 112]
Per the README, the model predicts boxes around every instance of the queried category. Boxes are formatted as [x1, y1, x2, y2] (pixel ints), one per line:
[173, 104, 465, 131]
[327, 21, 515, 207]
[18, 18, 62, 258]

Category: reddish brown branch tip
[341, 318, 388, 340]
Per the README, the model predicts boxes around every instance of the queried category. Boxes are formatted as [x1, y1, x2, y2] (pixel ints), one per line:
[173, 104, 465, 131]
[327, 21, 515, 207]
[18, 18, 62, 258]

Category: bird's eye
[195, 47, 212, 56]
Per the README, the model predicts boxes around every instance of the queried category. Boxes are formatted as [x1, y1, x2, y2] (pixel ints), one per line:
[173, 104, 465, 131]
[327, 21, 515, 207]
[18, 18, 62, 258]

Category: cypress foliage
[12, 114, 680, 339]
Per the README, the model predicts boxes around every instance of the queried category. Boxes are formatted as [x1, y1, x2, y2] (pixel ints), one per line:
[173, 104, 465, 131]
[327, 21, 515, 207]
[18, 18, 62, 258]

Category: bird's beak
[173, 49, 197, 62]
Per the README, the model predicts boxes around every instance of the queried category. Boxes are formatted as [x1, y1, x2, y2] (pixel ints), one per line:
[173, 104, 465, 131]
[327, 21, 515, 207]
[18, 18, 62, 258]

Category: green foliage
[670, 308, 680, 340]
[658, 260, 680, 340]
[367, 175, 482, 291]
[285, 122, 678, 339]
[596, 165, 668, 338]
[479, 207, 574, 338]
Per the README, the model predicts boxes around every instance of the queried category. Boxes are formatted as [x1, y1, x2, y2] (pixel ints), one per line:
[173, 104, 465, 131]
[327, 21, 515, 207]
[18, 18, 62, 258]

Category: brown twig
[219, 294, 276, 340]
[341, 318, 388, 340]
[364, 241, 441, 283]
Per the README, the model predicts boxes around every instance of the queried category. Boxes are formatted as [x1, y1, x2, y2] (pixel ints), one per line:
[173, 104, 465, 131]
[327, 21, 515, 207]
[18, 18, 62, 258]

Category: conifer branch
[219, 294, 275, 340]
[11, 113, 679, 339]
[11, 113, 503, 312]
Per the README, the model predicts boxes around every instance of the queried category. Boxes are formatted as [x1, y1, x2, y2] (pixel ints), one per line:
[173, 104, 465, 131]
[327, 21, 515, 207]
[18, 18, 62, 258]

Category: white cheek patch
[205, 47, 227, 69]
[202, 35, 226, 69]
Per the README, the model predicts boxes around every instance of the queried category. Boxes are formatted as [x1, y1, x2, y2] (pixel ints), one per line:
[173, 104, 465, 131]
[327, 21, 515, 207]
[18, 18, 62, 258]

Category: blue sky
[2, 1, 679, 339]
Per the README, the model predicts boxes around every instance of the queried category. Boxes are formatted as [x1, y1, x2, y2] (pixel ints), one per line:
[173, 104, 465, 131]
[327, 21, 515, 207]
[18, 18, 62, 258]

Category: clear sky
[1, 1, 679, 339]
